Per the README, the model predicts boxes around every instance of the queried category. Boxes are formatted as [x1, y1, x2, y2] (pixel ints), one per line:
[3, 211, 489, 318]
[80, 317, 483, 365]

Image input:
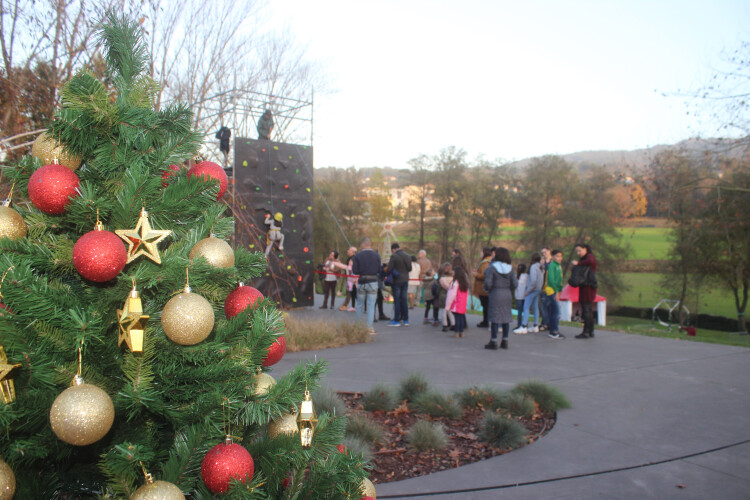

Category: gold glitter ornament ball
[161, 291, 215, 345]
[251, 372, 276, 396]
[0, 205, 27, 240]
[0, 458, 15, 500]
[130, 480, 185, 500]
[31, 132, 82, 170]
[361, 477, 377, 498]
[49, 383, 115, 446]
[189, 237, 235, 268]
[268, 412, 299, 438]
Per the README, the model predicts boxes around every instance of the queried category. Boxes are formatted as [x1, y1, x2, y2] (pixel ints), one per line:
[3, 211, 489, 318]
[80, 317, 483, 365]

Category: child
[437, 263, 454, 331]
[450, 267, 470, 338]
[422, 268, 438, 324]
[514, 263, 528, 329]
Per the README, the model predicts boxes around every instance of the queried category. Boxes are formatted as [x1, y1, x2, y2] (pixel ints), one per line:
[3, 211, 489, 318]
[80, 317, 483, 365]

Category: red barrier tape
[314, 270, 421, 281]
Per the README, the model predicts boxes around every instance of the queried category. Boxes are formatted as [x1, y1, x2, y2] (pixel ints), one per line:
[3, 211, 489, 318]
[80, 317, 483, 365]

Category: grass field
[599, 316, 749, 347]
[613, 273, 740, 319]
[615, 227, 672, 260]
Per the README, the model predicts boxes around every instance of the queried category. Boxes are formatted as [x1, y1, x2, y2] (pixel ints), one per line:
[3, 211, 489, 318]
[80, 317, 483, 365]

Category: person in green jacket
[545, 249, 565, 339]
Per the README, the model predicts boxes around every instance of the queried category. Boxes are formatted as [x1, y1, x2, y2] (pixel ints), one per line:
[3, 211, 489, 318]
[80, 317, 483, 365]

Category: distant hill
[315, 137, 746, 181]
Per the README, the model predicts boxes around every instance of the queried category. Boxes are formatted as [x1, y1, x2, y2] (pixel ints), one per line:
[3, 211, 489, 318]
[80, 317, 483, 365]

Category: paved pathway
[274, 296, 750, 499]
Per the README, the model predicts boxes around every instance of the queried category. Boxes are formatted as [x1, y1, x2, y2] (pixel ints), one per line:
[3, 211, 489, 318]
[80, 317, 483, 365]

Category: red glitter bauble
[200, 442, 254, 494]
[188, 161, 228, 199]
[28, 164, 80, 214]
[161, 164, 182, 187]
[224, 285, 264, 319]
[73, 229, 127, 282]
[262, 335, 286, 367]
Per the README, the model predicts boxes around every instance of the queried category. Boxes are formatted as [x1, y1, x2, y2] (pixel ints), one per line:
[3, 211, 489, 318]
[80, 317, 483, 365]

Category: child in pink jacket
[448, 267, 470, 338]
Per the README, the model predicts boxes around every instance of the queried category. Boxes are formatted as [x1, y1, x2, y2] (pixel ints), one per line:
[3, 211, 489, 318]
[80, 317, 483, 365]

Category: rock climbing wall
[232, 138, 314, 307]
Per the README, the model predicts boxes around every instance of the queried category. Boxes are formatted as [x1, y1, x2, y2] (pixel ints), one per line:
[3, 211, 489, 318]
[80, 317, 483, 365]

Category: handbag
[384, 268, 399, 287]
[567, 265, 590, 287]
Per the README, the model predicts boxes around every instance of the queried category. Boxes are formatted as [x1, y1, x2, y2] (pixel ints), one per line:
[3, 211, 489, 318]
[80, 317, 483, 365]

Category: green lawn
[613, 273, 740, 319]
[599, 316, 749, 347]
[615, 227, 671, 260]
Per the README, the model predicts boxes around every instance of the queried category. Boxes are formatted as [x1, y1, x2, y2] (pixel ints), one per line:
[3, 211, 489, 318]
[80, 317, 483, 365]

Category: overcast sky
[267, 0, 750, 168]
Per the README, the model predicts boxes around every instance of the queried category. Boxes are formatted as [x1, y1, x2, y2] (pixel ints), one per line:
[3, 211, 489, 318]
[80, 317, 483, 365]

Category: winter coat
[450, 284, 469, 314]
[515, 273, 529, 301]
[577, 252, 598, 303]
[473, 257, 491, 297]
[484, 261, 518, 324]
[387, 249, 412, 284]
[422, 275, 437, 301]
[437, 275, 453, 309]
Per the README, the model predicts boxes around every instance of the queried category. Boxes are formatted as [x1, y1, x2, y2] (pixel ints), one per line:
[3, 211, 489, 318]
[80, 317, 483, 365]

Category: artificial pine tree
[0, 14, 368, 499]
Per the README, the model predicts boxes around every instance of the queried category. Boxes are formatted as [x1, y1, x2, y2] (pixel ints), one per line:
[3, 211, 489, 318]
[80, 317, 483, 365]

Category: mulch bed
[339, 392, 556, 484]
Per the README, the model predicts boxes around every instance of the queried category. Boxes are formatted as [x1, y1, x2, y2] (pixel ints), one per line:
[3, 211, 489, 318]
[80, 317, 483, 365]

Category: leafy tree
[313, 167, 366, 264]
[0, 15, 367, 498]
[406, 153, 434, 250]
[430, 146, 468, 262]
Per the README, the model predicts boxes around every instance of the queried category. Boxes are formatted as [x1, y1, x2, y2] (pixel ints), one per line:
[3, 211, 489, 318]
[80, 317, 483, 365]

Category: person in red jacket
[571, 243, 598, 339]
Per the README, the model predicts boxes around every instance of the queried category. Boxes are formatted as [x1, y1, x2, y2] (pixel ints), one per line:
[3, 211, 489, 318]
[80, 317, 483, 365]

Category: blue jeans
[356, 282, 378, 328]
[515, 299, 525, 328]
[542, 294, 559, 333]
[391, 282, 409, 322]
[454, 313, 466, 333]
[522, 290, 541, 326]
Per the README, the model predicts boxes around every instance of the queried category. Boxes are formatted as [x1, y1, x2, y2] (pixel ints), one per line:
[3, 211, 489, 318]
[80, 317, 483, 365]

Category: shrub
[345, 414, 384, 446]
[342, 435, 374, 463]
[398, 372, 430, 403]
[478, 412, 528, 450]
[455, 385, 505, 410]
[407, 421, 449, 451]
[412, 391, 463, 419]
[284, 315, 371, 351]
[362, 384, 398, 412]
[311, 385, 347, 417]
[510, 380, 572, 414]
[496, 392, 535, 418]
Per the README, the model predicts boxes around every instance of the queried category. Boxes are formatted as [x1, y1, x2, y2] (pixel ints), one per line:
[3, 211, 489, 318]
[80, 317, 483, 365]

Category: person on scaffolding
[264, 211, 284, 256]
[257, 109, 274, 140]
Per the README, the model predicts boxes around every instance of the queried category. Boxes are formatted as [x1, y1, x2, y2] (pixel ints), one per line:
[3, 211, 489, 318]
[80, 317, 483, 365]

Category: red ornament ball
[28, 164, 80, 214]
[262, 335, 286, 367]
[161, 164, 182, 187]
[224, 285, 264, 319]
[201, 442, 254, 494]
[73, 229, 127, 282]
[188, 161, 228, 199]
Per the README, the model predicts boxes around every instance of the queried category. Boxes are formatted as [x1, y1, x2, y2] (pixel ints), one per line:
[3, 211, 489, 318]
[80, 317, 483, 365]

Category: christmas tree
[0, 14, 369, 499]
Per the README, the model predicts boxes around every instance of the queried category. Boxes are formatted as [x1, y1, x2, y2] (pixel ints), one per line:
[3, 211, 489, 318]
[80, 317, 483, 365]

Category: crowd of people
[317, 238, 598, 345]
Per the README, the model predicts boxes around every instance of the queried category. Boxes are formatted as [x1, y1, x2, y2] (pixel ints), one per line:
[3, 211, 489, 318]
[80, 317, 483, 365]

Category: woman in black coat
[483, 247, 517, 350]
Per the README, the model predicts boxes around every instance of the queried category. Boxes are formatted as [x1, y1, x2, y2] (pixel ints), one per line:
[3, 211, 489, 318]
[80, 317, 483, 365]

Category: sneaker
[339, 305, 347, 311]
[513, 326, 528, 335]
[388, 321, 401, 327]
[528, 325, 539, 333]
[548, 332, 565, 339]
[476, 322, 488, 328]
[402, 321, 409, 327]
[484, 340, 499, 350]
[575, 332, 591, 339]
[432, 321, 440, 327]
[423, 318, 431, 324]
[347, 307, 355, 312]
[367, 328, 377, 335]
[379, 315, 391, 321]
[539, 324, 549, 331]
[500, 339, 508, 349]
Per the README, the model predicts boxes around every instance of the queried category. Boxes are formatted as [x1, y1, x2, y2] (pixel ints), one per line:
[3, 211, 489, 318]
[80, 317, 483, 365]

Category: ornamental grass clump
[342, 435, 374, 463]
[362, 384, 398, 412]
[455, 385, 505, 410]
[284, 315, 371, 351]
[496, 392, 535, 418]
[407, 421, 449, 452]
[478, 412, 528, 450]
[398, 372, 430, 403]
[412, 391, 463, 419]
[511, 380, 572, 414]
[345, 414, 384, 446]
[312, 385, 347, 417]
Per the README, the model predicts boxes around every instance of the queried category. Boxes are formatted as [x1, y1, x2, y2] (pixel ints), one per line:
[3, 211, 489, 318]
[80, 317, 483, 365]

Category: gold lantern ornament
[361, 477, 377, 498]
[189, 235, 235, 268]
[118, 280, 149, 352]
[31, 131, 82, 170]
[131, 464, 185, 500]
[161, 269, 214, 346]
[251, 368, 275, 396]
[297, 390, 318, 448]
[0, 184, 27, 241]
[0, 458, 15, 500]
[50, 373, 115, 446]
[268, 411, 299, 439]
[0, 346, 22, 405]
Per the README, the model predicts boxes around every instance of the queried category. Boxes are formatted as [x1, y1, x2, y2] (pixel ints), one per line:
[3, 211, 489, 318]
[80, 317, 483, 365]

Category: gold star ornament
[117, 283, 150, 352]
[116, 207, 171, 264]
[0, 346, 22, 404]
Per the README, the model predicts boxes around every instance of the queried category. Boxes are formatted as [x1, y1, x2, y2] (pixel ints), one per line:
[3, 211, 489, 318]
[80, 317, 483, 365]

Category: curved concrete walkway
[275, 297, 750, 499]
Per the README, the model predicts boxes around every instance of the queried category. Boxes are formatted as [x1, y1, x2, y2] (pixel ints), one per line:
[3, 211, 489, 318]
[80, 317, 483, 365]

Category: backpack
[384, 268, 399, 287]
